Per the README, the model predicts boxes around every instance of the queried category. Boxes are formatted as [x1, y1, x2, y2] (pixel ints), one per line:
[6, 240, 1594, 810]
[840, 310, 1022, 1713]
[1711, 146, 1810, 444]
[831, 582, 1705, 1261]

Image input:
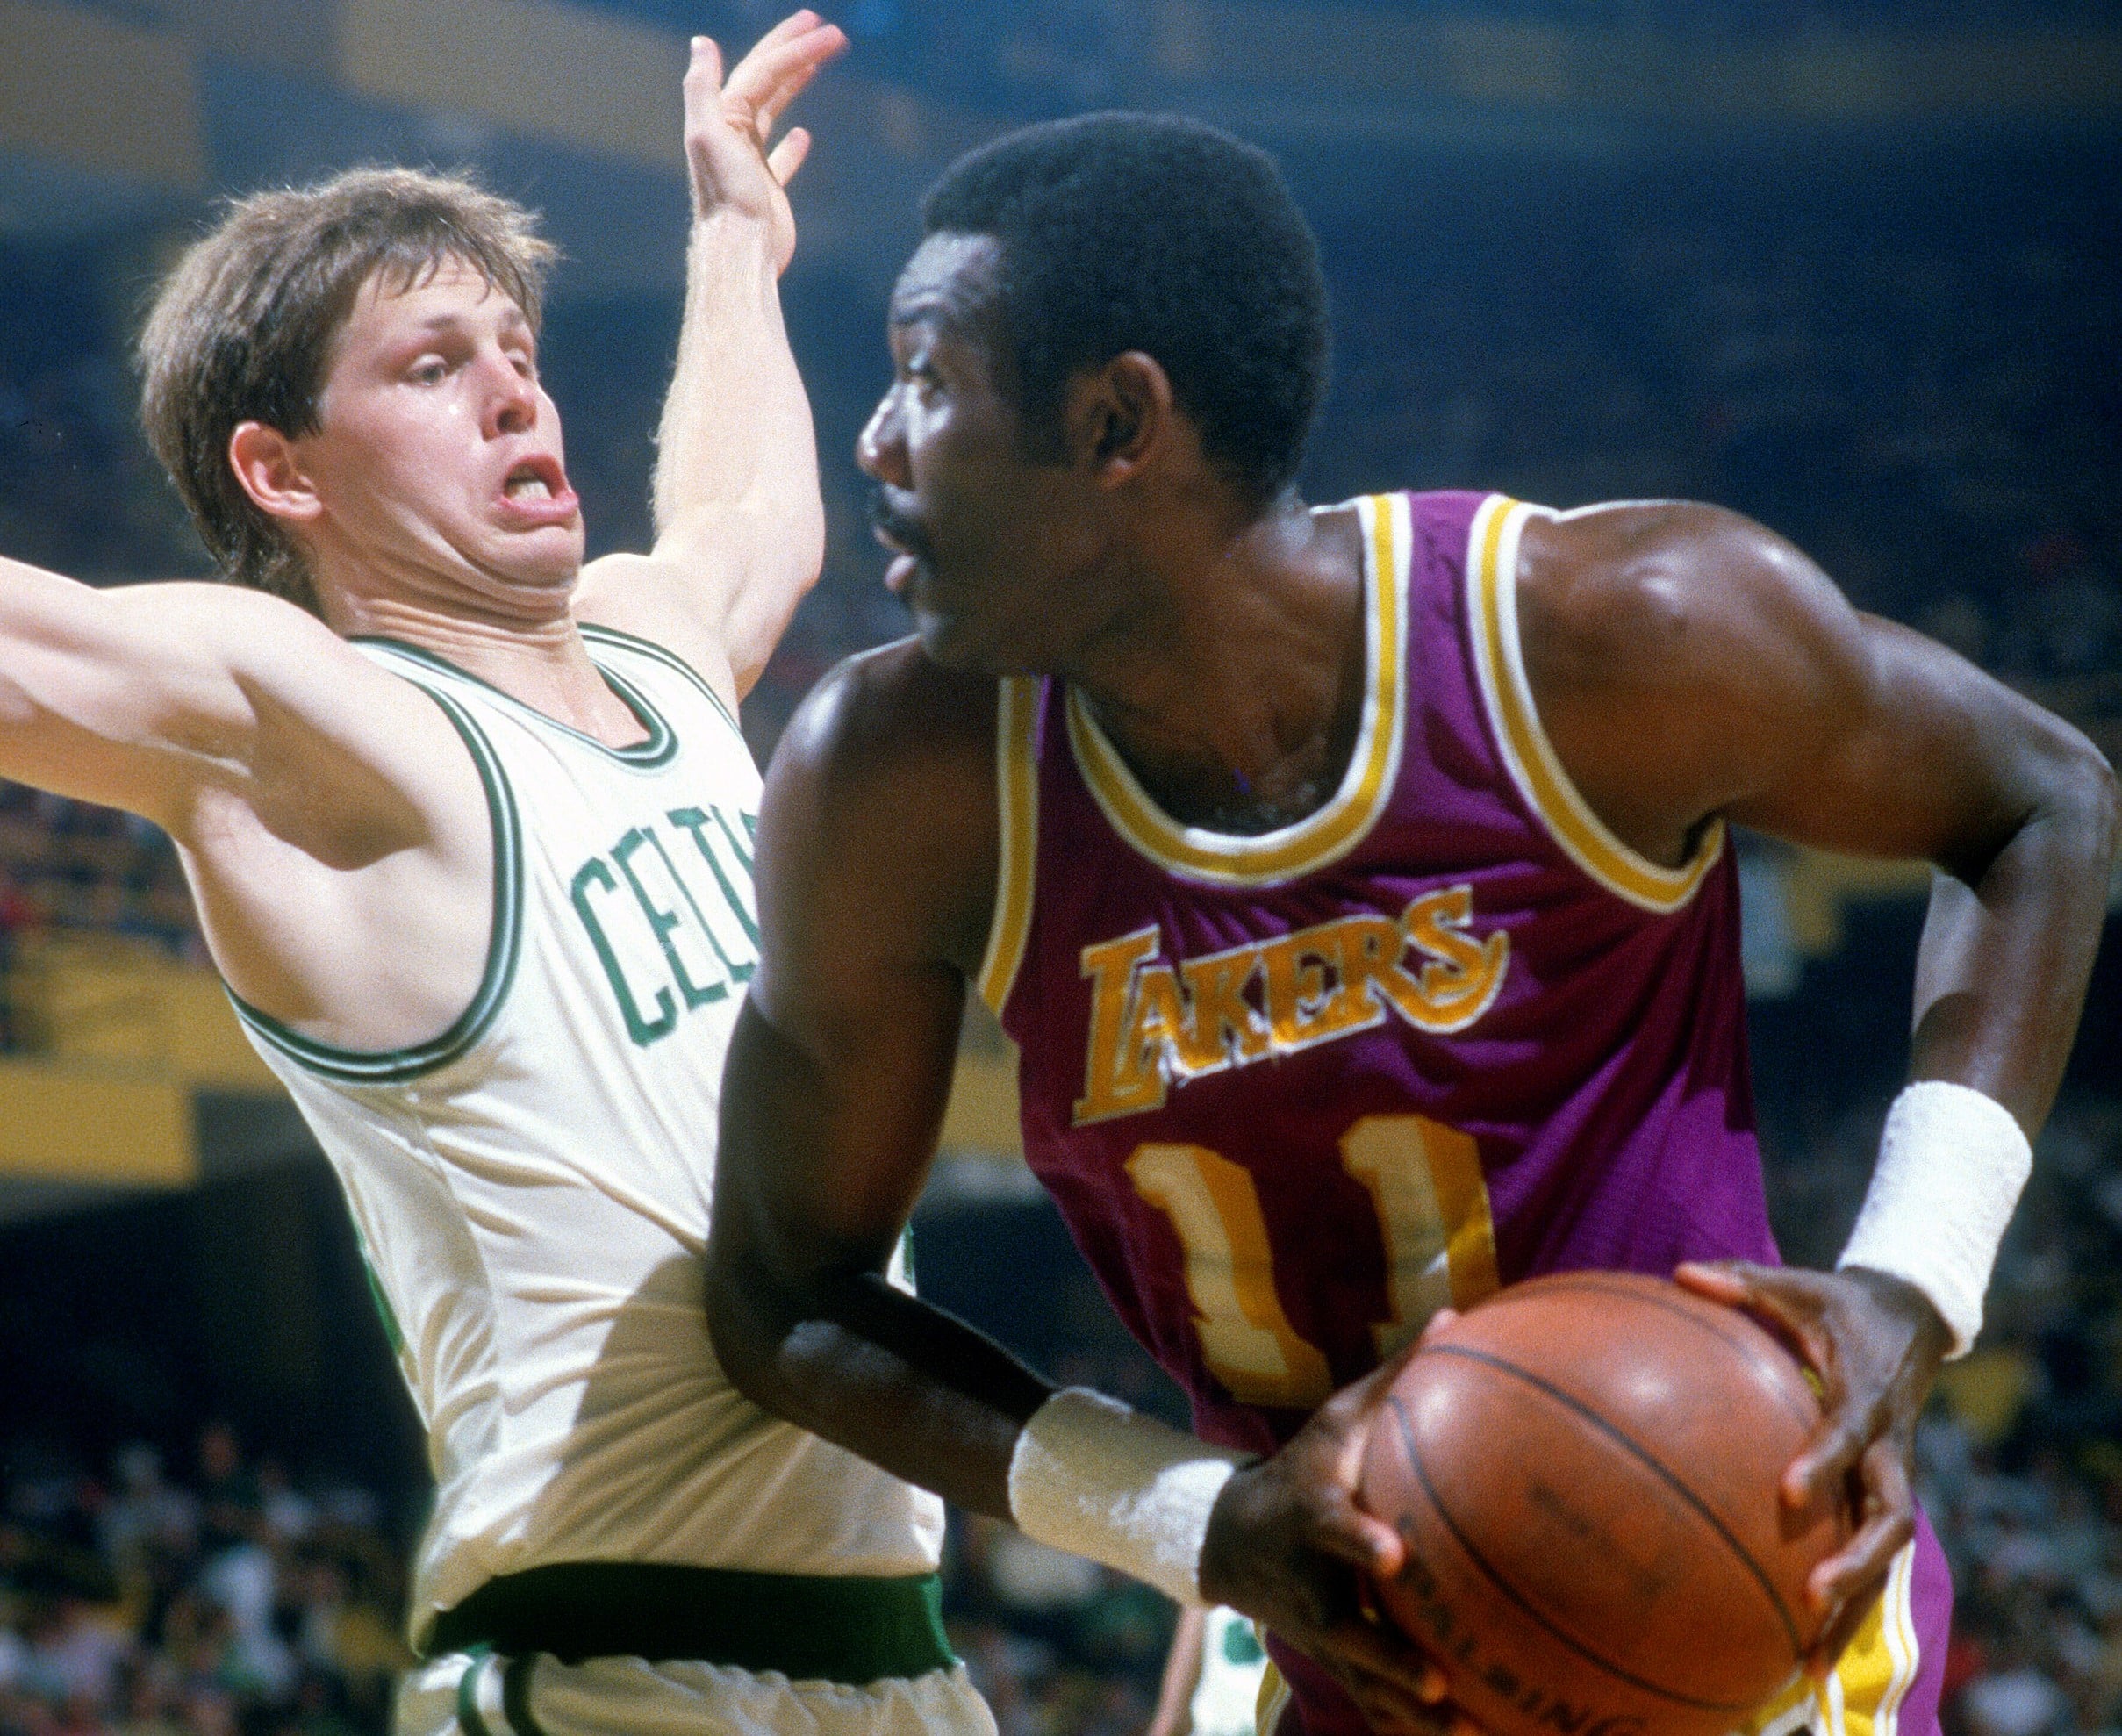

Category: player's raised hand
[683, 11, 847, 272]
[1674, 1259, 1949, 1678]
[1198, 1346, 1480, 1736]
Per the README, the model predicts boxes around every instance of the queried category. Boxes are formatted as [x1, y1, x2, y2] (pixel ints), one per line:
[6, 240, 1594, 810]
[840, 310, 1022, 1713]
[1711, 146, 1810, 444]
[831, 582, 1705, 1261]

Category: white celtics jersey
[230, 625, 944, 1648]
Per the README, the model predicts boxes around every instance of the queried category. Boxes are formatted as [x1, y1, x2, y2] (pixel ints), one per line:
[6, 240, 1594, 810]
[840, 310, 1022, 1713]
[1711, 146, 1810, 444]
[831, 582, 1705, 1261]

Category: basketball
[1358, 1272, 1853, 1736]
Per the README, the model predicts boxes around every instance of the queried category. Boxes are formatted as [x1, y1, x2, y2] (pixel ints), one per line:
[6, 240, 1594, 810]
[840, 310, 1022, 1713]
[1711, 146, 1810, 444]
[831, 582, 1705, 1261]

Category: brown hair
[139, 167, 557, 613]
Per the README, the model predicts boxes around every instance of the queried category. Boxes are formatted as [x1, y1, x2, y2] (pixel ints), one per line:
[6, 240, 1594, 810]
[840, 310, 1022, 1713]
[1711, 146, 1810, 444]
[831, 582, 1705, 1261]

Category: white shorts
[398, 1648, 997, 1736]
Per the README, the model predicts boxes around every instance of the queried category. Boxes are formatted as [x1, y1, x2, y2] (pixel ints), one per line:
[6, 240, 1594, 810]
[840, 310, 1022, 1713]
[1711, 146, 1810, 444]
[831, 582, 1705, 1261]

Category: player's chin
[493, 527, 587, 591]
[912, 605, 1007, 675]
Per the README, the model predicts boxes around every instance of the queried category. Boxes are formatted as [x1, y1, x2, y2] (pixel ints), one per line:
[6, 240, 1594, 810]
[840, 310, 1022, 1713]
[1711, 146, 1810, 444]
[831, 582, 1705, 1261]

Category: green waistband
[427, 1563, 957, 1685]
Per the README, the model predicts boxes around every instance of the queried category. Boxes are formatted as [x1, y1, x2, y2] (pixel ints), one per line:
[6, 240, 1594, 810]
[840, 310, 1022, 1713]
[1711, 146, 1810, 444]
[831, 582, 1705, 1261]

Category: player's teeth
[508, 477, 551, 501]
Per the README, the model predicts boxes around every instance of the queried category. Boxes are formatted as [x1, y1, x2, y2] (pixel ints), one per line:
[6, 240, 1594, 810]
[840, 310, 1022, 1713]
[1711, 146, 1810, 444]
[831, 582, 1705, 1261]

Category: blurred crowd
[1920, 1091, 2122, 1736]
[0, 1426, 409, 1736]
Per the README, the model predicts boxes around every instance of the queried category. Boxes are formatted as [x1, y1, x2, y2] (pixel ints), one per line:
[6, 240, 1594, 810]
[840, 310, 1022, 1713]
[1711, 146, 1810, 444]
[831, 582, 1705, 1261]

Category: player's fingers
[683, 34, 726, 101]
[1670, 1258, 1747, 1298]
[1416, 1307, 1459, 1346]
[728, 25, 844, 135]
[1784, 1402, 1873, 1512]
[1806, 1441, 1911, 1615]
[766, 126, 811, 186]
[1803, 1590, 1868, 1682]
[1307, 1494, 1405, 1578]
[720, 6, 821, 92]
[1323, 1618, 1447, 1732]
[1676, 1265, 1853, 1507]
[1675, 1262, 1830, 1367]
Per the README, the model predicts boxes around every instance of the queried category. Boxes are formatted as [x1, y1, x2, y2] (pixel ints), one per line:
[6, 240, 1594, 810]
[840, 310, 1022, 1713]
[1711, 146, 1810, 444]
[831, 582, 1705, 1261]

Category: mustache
[866, 487, 935, 562]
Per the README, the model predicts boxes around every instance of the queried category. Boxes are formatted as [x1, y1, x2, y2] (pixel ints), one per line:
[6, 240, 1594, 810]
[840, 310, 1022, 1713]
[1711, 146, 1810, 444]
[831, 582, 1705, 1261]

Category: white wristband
[1839, 1080, 2032, 1359]
[1007, 1388, 1251, 1608]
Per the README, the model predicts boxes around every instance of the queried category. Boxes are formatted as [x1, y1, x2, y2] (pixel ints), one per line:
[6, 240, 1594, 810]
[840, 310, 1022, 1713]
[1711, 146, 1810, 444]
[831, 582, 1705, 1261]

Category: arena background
[0, 2, 2116, 1733]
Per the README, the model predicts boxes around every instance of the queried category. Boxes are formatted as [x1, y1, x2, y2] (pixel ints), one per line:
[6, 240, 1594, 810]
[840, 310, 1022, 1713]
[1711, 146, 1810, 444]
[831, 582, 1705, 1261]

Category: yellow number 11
[1124, 1115, 1500, 1410]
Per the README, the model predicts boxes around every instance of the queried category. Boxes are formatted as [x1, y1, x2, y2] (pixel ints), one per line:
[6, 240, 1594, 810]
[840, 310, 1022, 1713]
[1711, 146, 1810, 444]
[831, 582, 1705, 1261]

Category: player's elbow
[2040, 725, 2119, 876]
[703, 1235, 799, 1415]
[2076, 742, 2120, 878]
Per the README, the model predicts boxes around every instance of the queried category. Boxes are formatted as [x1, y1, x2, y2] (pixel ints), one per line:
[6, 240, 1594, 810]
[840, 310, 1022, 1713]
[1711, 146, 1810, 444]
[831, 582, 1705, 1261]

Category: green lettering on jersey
[667, 806, 760, 962]
[614, 827, 730, 1012]
[570, 857, 678, 1045]
[568, 806, 761, 1049]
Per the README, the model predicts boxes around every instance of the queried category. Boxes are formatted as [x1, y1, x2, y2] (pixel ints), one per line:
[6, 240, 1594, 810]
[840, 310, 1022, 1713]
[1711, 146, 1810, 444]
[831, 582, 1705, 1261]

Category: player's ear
[228, 421, 325, 527]
[1066, 351, 1172, 487]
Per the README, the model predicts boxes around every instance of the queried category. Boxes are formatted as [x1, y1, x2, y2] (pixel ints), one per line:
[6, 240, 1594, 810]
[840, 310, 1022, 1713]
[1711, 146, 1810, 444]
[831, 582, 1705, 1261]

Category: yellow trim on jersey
[1743, 1541, 1921, 1736]
[977, 676, 1042, 1015]
[1253, 1649, 1291, 1736]
[1466, 494, 1725, 914]
[1064, 494, 1410, 888]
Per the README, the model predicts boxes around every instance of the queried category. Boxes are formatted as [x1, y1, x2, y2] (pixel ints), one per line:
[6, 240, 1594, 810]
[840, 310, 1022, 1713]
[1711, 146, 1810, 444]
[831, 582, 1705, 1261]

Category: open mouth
[501, 455, 571, 507]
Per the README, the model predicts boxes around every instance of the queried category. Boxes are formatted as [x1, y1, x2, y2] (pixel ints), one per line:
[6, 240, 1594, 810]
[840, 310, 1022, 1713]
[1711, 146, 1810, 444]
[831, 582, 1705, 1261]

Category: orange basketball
[1358, 1272, 1851, 1736]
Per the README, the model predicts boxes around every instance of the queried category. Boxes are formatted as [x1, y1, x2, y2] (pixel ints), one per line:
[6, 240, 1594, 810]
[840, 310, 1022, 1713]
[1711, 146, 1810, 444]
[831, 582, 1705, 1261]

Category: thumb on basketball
[1674, 1260, 1846, 1506]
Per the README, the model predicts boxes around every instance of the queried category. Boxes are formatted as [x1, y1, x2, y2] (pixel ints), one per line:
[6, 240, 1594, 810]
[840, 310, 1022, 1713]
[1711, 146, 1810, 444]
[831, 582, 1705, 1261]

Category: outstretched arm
[1516, 501, 2118, 1667]
[575, 13, 844, 703]
[0, 557, 491, 1043]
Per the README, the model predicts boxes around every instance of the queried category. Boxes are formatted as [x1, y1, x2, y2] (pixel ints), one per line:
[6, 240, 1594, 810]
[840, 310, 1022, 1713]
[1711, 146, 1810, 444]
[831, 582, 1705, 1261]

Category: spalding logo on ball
[1359, 1273, 1854, 1736]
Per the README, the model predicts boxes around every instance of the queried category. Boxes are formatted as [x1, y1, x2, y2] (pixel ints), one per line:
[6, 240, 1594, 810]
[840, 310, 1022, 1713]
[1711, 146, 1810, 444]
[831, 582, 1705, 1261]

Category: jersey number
[1124, 1115, 1499, 1409]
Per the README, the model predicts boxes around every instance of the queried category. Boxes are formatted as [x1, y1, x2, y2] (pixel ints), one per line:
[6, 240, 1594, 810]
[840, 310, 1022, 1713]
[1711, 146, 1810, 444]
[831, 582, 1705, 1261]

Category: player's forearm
[708, 997, 1050, 1513]
[707, 1229, 1050, 1517]
[650, 216, 825, 623]
[1908, 725, 2118, 1130]
[1832, 722, 2116, 1355]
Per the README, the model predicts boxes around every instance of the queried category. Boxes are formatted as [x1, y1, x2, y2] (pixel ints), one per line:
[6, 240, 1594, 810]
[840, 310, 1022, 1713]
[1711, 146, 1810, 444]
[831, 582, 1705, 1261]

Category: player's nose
[480, 353, 539, 440]
[856, 388, 909, 488]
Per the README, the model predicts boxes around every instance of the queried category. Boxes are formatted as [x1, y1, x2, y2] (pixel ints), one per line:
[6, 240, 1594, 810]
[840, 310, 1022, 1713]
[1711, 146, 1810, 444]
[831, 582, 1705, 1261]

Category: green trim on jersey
[351, 635, 679, 770]
[227, 685, 526, 1084]
[576, 621, 744, 741]
[427, 1562, 957, 1684]
[455, 1649, 495, 1736]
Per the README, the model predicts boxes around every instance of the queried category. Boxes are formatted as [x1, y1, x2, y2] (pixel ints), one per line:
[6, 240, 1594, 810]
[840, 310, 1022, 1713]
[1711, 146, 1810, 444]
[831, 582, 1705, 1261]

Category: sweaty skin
[0, 15, 843, 1059]
[709, 234, 2118, 1731]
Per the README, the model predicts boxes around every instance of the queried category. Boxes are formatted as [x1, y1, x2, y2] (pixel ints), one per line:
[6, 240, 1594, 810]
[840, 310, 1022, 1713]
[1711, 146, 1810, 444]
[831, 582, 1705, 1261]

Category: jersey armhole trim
[226, 685, 526, 1083]
[577, 621, 745, 741]
[1465, 494, 1725, 915]
[975, 676, 1039, 1016]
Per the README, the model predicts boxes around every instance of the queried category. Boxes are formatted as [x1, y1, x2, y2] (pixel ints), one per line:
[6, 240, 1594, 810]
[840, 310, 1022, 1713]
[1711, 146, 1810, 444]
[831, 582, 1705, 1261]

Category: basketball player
[706, 116, 2118, 1736]
[0, 18, 994, 1736]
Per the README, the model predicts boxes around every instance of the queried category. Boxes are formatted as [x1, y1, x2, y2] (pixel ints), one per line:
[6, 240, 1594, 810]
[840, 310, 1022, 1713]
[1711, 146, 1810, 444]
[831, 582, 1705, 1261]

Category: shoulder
[755, 640, 1004, 977]
[570, 553, 743, 715]
[1516, 501, 1863, 707]
[778, 638, 1000, 790]
[1509, 502, 1874, 862]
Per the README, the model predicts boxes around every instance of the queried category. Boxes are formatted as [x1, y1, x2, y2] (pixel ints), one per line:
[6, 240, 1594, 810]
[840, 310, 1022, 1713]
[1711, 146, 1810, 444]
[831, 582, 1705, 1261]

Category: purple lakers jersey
[982, 492, 1951, 1736]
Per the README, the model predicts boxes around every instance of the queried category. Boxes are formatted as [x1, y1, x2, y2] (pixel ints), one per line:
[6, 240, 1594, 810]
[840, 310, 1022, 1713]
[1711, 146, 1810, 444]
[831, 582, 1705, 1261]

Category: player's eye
[407, 356, 448, 385]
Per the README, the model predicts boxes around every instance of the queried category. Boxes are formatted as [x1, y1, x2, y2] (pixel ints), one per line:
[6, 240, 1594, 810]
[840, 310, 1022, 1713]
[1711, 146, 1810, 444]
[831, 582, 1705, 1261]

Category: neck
[1063, 494, 1369, 835]
[324, 585, 645, 749]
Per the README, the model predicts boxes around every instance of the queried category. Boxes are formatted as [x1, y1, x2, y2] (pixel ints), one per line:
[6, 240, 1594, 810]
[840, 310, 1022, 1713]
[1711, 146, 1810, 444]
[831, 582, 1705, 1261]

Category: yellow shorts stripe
[1741, 1541, 1920, 1736]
